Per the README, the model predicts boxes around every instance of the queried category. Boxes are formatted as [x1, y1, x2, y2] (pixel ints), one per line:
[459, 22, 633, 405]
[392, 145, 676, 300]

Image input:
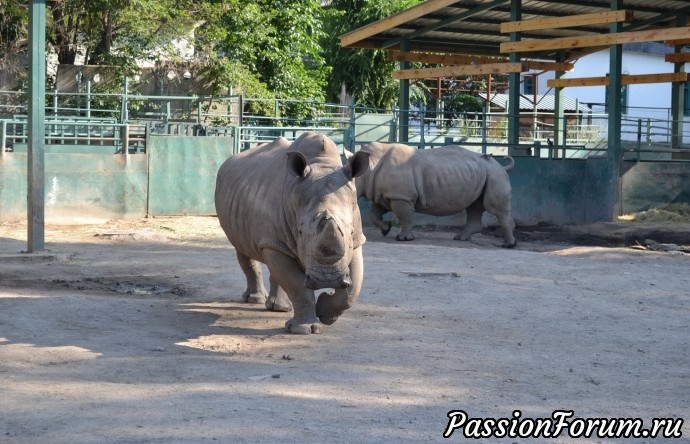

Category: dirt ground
[0, 216, 689, 443]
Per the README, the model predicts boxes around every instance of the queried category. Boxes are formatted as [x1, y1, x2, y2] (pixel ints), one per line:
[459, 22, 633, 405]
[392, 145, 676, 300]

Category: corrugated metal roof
[341, 0, 690, 61]
[478, 92, 592, 112]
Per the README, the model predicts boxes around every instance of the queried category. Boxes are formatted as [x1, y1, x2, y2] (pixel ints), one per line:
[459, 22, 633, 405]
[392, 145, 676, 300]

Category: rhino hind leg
[369, 203, 392, 236]
[263, 249, 322, 334]
[266, 275, 293, 312]
[236, 252, 268, 304]
[496, 213, 517, 248]
[454, 200, 484, 241]
[389, 200, 415, 241]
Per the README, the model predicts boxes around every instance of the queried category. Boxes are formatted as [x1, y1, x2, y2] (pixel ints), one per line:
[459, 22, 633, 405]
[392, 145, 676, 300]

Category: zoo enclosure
[1, 90, 690, 225]
[2, 90, 690, 160]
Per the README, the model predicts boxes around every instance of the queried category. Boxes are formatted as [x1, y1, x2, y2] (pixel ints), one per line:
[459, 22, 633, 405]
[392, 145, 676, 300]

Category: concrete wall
[0, 135, 232, 223]
[380, 157, 607, 228]
[2, 137, 690, 226]
[0, 153, 148, 223]
[148, 136, 232, 216]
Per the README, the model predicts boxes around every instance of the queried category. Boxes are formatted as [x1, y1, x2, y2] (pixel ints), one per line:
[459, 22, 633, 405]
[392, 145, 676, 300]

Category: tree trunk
[50, 3, 77, 65]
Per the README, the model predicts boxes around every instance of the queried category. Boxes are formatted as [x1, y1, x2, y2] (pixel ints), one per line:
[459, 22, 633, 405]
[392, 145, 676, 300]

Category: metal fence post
[1, 120, 6, 159]
[637, 119, 642, 162]
[123, 124, 130, 157]
[86, 80, 92, 118]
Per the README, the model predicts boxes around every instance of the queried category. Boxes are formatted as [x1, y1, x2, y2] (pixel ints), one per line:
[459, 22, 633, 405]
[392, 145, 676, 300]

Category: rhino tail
[502, 155, 514, 171]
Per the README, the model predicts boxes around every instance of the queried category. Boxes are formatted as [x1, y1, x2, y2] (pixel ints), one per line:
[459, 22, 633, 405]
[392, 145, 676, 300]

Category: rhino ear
[286, 151, 309, 177]
[345, 150, 370, 179]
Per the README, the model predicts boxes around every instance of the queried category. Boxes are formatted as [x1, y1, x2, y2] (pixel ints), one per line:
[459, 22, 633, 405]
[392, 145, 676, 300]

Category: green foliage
[322, 0, 422, 109]
[194, 0, 329, 120]
[444, 93, 483, 116]
[2, 0, 446, 120]
[0, 0, 28, 85]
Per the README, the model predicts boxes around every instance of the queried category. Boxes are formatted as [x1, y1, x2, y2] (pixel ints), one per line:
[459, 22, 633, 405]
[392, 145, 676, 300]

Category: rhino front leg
[266, 275, 293, 312]
[263, 249, 321, 334]
[236, 251, 268, 304]
[316, 247, 363, 325]
[390, 199, 416, 241]
[369, 203, 392, 236]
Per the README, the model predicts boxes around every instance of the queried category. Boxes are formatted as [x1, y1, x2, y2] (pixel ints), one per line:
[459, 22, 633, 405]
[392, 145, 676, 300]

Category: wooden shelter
[340, 0, 690, 219]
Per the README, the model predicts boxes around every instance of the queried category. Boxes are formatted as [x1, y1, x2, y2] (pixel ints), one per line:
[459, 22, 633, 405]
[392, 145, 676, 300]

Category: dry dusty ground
[0, 216, 689, 444]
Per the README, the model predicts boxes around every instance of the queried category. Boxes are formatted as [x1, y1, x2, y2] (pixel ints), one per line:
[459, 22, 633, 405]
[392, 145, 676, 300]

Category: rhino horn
[316, 211, 346, 261]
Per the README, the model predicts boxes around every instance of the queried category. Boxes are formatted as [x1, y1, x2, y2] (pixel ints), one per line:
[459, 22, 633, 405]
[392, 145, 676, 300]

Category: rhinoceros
[214, 132, 370, 334]
[354, 142, 516, 248]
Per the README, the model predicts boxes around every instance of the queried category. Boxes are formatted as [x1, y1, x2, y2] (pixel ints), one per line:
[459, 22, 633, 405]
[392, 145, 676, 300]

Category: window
[684, 82, 690, 115]
[523, 76, 535, 95]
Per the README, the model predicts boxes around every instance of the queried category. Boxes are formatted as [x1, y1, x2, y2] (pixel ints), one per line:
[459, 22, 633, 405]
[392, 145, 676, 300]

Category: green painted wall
[0, 155, 26, 220]
[147, 136, 232, 216]
[2, 136, 690, 226]
[509, 158, 589, 225]
[0, 152, 147, 222]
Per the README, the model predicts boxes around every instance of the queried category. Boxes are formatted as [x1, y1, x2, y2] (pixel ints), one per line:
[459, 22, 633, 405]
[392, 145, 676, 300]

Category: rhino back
[364, 144, 488, 215]
[215, 138, 295, 261]
[410, 148, 488, 214]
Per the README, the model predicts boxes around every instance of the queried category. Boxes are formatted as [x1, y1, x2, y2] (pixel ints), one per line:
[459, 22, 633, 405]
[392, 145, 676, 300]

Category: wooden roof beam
[665, 53, 690, 63]
[501, 10, 633, 33]
[387, 50, 575, 71]
[525, 61, 575, 72]
[393, 62, 525, 80]
[340, 0, 459, 48]
[501, 26, 690, 53]
[547, 72, 690, 88]
[664, 39, 690, 46]
[380, 0, 509, 50]
[388, 51, 506, 65]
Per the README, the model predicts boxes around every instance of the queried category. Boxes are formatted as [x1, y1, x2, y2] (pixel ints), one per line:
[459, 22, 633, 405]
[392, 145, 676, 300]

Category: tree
[198, 0, 330, 119]
[45, 0, 201, 69]
[0, 0, 28, 85]
[322, 0, 422, 110]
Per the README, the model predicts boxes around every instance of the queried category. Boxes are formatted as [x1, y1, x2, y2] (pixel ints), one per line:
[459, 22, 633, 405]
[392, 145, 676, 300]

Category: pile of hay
[619, 203, 690, 223]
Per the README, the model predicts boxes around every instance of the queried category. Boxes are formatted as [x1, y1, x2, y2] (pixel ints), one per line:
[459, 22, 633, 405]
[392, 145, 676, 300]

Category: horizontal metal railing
[0, 118, 148, 155]
[2, 89, 690, 161]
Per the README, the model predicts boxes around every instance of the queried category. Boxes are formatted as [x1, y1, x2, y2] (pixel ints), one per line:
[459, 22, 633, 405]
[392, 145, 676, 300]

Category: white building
[525, 43, 689, 144]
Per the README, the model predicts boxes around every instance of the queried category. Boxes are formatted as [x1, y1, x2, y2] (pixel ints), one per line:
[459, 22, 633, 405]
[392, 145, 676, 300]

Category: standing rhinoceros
[215, 132, 370, 334]
[355, 142, 516, 248]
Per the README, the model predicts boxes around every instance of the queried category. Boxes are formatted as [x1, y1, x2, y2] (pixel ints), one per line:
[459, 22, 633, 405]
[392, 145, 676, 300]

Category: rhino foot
[395, 233, 415, 241]
[381, 221, 392, 236]
[315, 292, 344, 325]
[285, 318, 322, 334]
[266, 295, 292, 312]
[242, 290, 268, 304]
[501, 240, 517, 249]
[318, 315, 338, 326]
[453, 234, 470, 241]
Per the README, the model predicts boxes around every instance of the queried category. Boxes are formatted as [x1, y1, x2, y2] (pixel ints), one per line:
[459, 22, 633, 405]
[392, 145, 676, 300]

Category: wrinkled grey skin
[355, 142, 516, 248]
[215, 132, 370, 334]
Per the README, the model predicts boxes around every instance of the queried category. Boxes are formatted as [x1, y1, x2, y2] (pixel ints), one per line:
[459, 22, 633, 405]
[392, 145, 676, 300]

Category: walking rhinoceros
[215, 132, 370, 334]
[354, 142, 516, 248]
